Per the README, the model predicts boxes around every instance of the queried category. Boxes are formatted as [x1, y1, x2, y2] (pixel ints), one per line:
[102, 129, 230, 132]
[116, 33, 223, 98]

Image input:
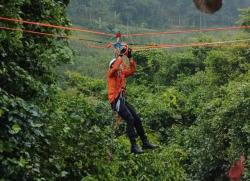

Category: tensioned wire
[1, 16, 250, 50]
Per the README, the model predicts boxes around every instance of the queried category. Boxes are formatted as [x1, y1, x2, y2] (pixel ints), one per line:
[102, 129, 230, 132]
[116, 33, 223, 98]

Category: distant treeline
[67, 0, 250, 30]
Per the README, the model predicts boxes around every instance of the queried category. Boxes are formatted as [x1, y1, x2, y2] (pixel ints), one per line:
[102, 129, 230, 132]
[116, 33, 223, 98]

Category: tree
[0, 0, 72, 179]
[239, 7, 250, 31]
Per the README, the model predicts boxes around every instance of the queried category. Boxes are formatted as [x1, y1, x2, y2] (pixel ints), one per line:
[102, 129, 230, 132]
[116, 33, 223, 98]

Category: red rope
[1, 16, 250, 38]
[133, 39, 250, 51]
[125, 26, 250, 37]
[0, 16, 114, 37]
[0, 26, 105, 49]
[1, 26, 249, 51]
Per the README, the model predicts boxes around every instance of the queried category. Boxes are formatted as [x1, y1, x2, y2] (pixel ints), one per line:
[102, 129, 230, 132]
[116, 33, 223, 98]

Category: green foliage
[204, 49, 249, 85]
[0, 0, 72, 179]
[131, 41, 250, 180]
[110, 142, 187, 181]
[35, 71, 188, 180]
[0, 89, 45, 180]
[133, 49, 207, 86]
[239, 7, 250, 28]
[0, 0, 72, 100]
[177, 72, 250, 181]
[65, 71, 106, 98]
[40, 89, 113, 179]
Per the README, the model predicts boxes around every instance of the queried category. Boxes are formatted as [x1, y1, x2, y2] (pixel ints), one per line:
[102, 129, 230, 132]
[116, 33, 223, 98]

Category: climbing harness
[114, 91, 125, 113]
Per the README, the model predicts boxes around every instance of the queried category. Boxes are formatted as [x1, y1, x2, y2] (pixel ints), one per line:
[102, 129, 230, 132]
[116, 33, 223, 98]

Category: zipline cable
[1, 16, 250, 38]
[124, 26, 250, 37]
[0, 16, 114, 37]
[1, 26, 250, 51]
[133, 39, 250, 51]
[0, 26, 106, 49]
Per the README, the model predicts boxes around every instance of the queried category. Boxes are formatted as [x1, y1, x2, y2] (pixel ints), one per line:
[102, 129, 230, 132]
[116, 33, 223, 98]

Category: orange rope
[0, 26, 105, 49]
[133, 39, 250, 51]
[1, 26, 249, 51]
[1, 16, 250, 38]
[125, 26, 250, 37]
[0, 26, 62, 38]
[0, 16, 114, 37]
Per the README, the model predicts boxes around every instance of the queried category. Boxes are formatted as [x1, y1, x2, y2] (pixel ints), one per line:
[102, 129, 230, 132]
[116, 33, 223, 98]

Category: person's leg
[126, 101, 158, 149]
[117, 101, 136, 142]
[113, 99, 143, 154]
[125, 101, 147, 141]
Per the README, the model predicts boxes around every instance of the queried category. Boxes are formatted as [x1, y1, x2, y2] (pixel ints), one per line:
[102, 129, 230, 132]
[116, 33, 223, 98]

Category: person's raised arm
[124, 48, 136, 77]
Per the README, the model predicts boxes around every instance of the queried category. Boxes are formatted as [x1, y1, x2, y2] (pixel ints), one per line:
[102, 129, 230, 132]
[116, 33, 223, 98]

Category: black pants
[112, 96, 147, 144]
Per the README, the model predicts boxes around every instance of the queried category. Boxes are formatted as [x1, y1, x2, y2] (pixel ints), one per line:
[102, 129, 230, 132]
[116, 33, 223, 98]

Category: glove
[119, 47, 127, 56]
[127, 48, 132, 59]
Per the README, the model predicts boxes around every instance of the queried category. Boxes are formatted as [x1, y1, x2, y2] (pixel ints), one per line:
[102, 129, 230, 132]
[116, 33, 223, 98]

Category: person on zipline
[107, 47, 157, 154]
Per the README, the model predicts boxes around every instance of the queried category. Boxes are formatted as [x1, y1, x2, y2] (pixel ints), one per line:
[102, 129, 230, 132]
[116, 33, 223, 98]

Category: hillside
[67, 0, 250, 30]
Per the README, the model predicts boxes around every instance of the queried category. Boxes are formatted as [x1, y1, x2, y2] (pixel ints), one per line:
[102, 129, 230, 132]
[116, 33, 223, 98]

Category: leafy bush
[0, 89, 45, 180]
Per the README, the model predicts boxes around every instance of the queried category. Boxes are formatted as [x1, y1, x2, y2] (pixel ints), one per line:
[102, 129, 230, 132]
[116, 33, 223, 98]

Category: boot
[142, 139, 158, 150]
[131, 143, 144, 154]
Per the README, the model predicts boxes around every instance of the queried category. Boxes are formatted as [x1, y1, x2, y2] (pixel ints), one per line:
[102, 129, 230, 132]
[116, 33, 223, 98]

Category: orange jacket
[107, 57, 136, 103]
